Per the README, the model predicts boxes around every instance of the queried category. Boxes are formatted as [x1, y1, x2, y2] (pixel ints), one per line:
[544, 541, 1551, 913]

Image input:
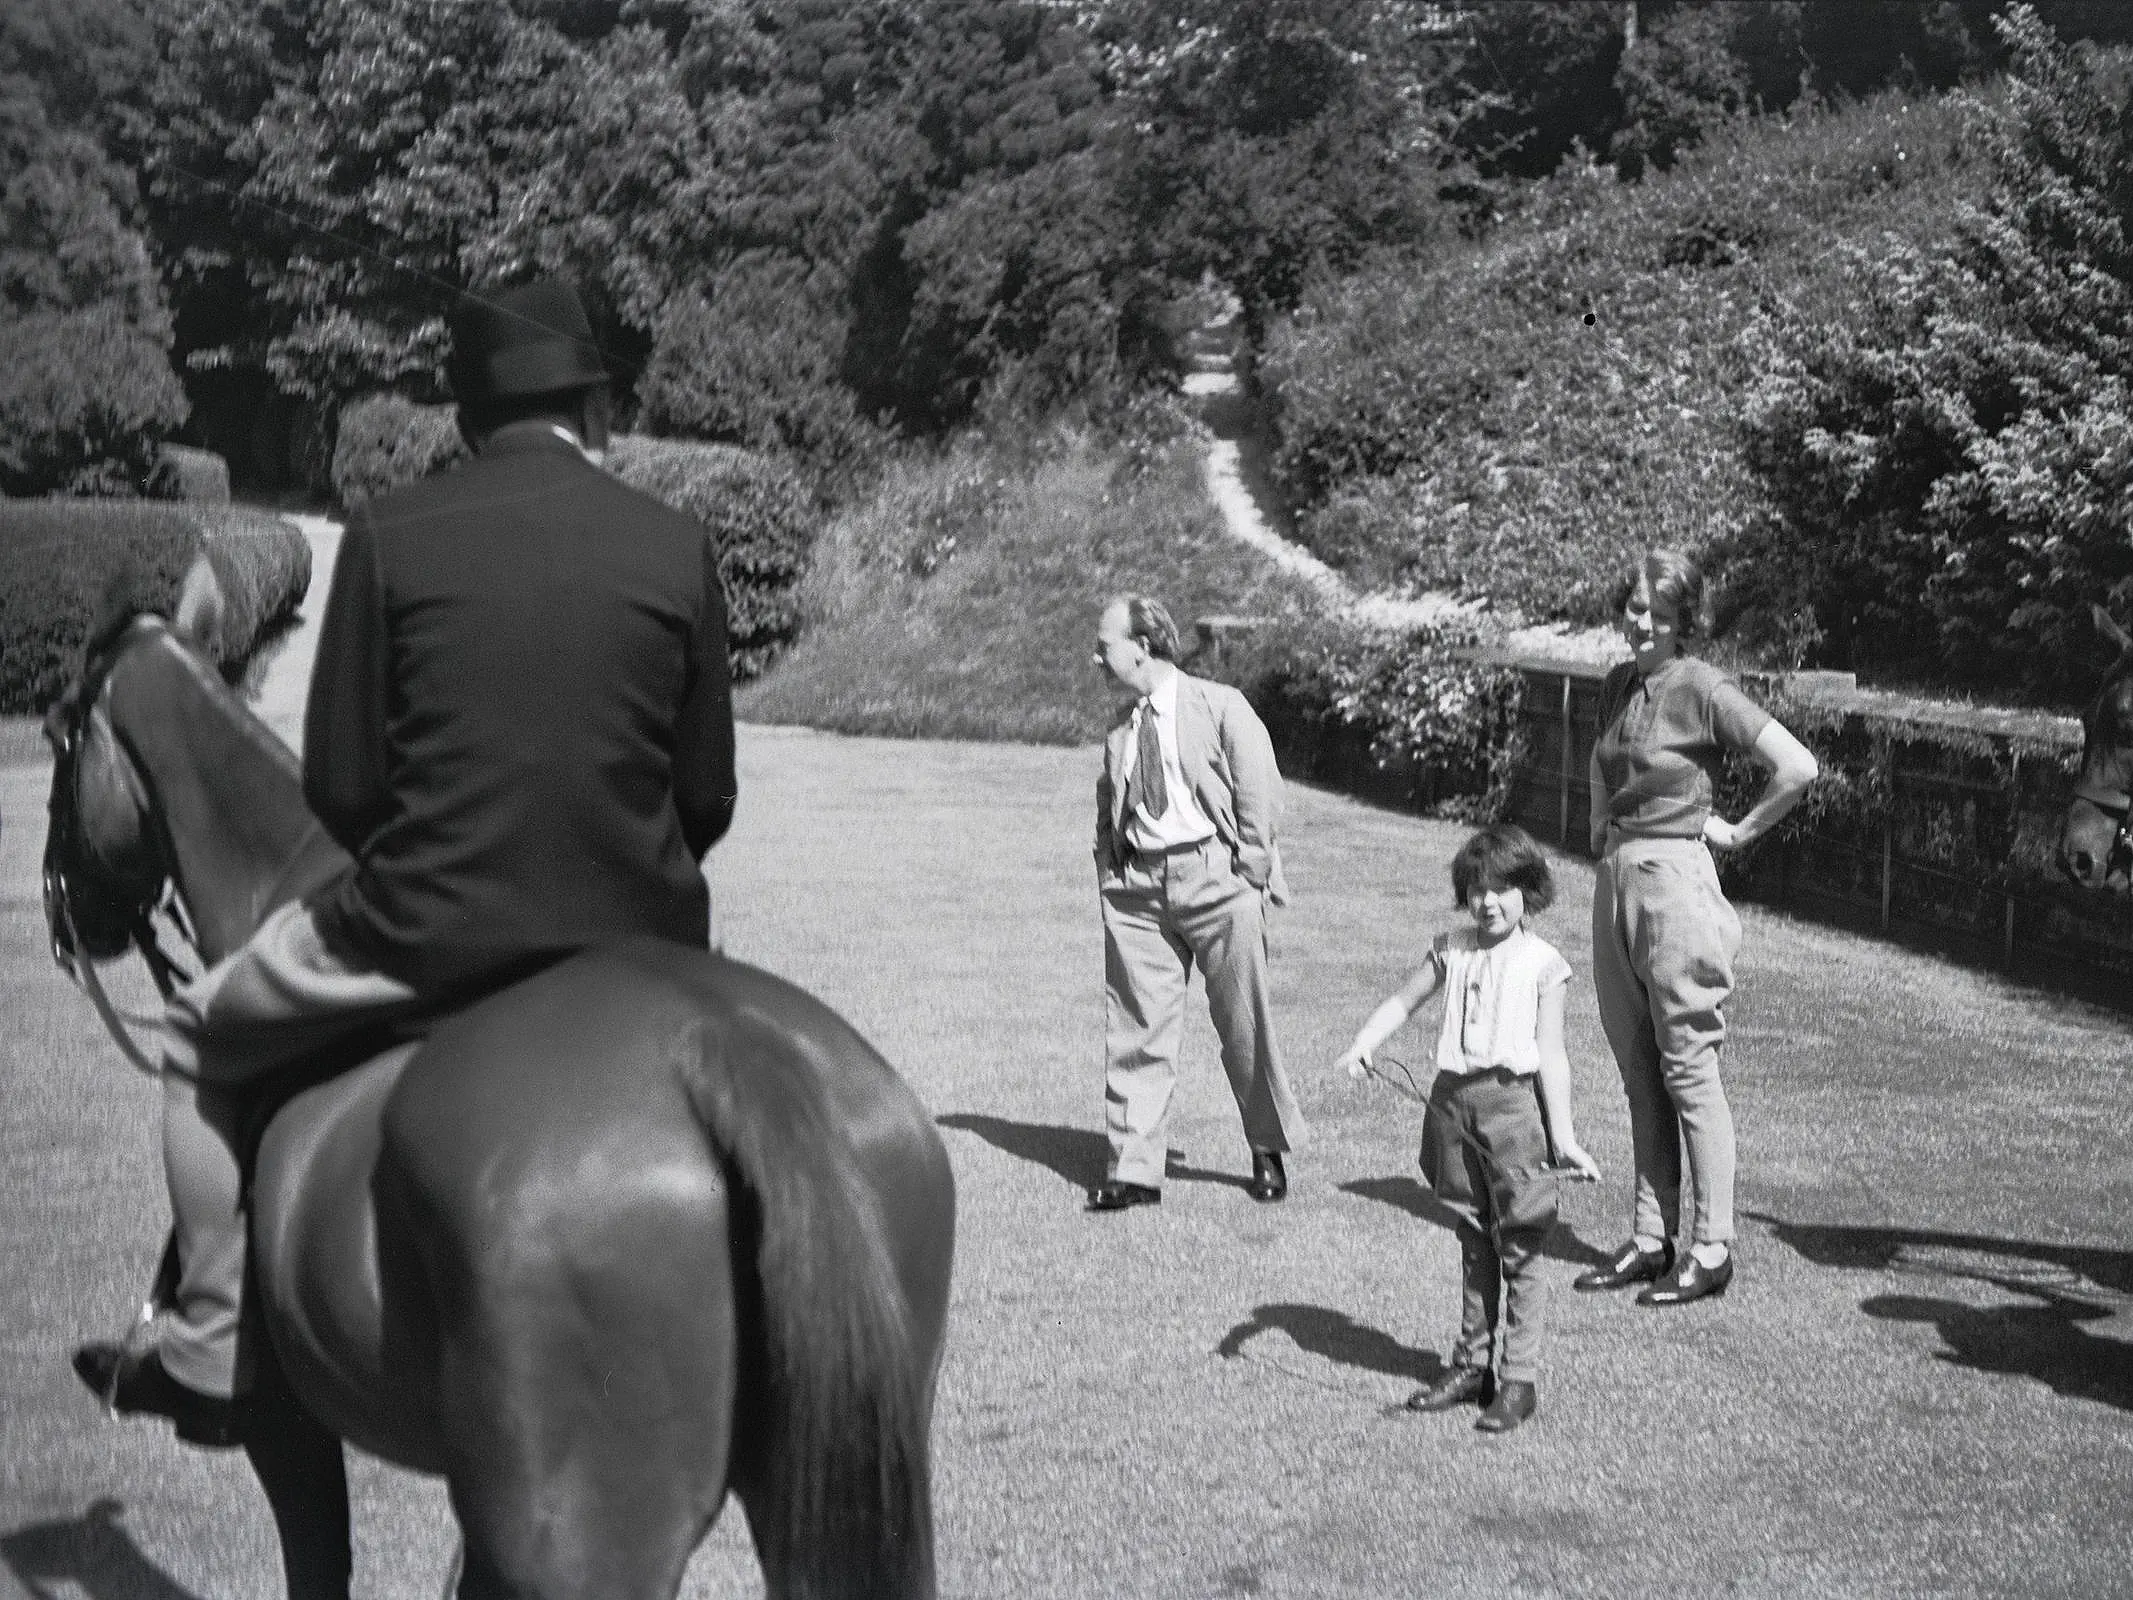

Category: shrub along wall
[0, 501, 311, 711]
[1207, 615, 1528, 823]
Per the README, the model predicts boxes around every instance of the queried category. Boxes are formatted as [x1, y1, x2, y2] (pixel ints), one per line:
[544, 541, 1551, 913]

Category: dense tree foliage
[0, 0, 185, 496]
[1735, 5, 2133, 696]
[16, 0, 2133, 521]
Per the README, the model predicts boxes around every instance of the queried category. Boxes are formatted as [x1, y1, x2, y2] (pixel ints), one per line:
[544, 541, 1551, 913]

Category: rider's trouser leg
[157, 900, 420, 1398]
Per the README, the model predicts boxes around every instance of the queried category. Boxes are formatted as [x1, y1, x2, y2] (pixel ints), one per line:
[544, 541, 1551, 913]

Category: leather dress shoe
[1086, 1180, 1161, 1212]
[1404, 1364, 1492, 1413]
[1637, 1249, 1734, 1307]
[1573, 1239, 1676, 1292]
[72, 1342, 243, 1449]
[1475, 1379, 1537, 1434]
[1246, 1150, 1287, 1203]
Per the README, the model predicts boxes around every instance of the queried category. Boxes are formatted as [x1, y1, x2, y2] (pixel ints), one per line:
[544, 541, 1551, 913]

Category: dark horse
[40, 613, 956, 1599]
[2062, 605, 2133, 890]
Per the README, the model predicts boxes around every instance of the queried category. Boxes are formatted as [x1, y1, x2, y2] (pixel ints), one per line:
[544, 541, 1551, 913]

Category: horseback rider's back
[306, 427, 735, 996]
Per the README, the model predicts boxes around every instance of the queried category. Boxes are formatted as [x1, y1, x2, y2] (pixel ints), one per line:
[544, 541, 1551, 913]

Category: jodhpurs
[1591, 834, 1741, 1249]
[157, 900, 420, 1397]
[1419, 1067, 1557, 1384]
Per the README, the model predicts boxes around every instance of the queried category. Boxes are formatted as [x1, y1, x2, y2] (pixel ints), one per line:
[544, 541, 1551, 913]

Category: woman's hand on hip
[1702, 815, 1744, 852]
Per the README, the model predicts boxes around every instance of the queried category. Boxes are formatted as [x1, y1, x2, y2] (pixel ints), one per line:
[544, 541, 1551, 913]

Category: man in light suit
[1087, 594, 1305, 1211]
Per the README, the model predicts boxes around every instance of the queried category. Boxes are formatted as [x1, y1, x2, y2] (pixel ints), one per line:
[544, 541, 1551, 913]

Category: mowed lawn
[3, 721, 2131, 1599]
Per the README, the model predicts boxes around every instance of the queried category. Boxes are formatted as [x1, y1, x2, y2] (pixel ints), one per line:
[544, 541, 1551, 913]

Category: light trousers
[157, 900, 420, 1397]
[1590, 834, 1741, 1249]
[1100, 839, 1304, 1190]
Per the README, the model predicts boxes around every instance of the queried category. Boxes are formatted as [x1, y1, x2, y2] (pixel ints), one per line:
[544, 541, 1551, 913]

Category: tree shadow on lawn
[1341, 1176, 1617, 1269]
[935, 1113, 1252, 1192]
[1749, 1212, 2133, 1415]
[1, 1497, 205, 1600]
[1216, 1303, 1444, 1388]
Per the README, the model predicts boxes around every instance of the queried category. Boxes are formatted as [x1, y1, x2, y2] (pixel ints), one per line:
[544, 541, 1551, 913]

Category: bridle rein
[42, 619, 197, 1078]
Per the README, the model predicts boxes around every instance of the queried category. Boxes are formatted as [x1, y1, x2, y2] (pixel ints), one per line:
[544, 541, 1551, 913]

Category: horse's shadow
[0, 1498, 205, 1600]
[935, 1113, 1250, 1191]
[1748, 1211, 2133, 1415]
[1341, 1176, 1616, 1269]
[1216, 1303, 1442, 1387]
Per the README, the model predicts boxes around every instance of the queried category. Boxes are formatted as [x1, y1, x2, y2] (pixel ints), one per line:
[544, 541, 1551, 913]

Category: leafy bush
[606, 435, 820, 680]
[634, 277, 884, 488]
[1732, 9, 2133, 700]
[161, 443, 230, 503]
[1259, 85, 1978, 629]
[0, 307, 187, 497]
[332, 392, 466, 510]
[0, 501, 303, 709]
[1214, 615, 1527, 821]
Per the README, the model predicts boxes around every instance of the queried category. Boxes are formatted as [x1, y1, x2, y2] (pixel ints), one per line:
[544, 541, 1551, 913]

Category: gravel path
[1185, 366, 1625, 667]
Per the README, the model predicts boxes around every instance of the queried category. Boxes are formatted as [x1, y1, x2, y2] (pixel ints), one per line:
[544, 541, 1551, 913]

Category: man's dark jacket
[302, 425, 737, 994]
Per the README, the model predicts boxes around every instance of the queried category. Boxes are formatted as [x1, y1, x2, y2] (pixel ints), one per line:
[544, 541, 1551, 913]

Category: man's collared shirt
[1121, 663, 1218, 853]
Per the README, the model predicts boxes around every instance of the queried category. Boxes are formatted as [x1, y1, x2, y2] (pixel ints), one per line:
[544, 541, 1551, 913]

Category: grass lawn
[736, 428, 1326, 746]
[2, 724, 2129, 1598]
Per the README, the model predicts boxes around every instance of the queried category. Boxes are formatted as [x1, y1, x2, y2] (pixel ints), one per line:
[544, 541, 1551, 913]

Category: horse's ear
[2096, 604, 2133, 660]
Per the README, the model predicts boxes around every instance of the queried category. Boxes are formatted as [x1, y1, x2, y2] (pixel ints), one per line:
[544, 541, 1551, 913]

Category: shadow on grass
[1, 1498, 205, 1600]
[1749, 1213, 2133, 1414]
[1341, 1176, 1617, 1268]
[937, 1114, 1106, 1189]
[936, 1113, 1253, 1191]
[1216, 1303, 1442, 1386]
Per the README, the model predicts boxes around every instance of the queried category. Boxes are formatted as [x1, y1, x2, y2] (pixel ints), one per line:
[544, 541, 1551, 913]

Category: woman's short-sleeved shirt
[1432, 926, 1573, 1078]
[1592, 655, 1770, 840]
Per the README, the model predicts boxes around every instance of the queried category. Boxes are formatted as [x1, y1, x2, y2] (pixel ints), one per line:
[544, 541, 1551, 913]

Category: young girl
[1335, 824, 1600, 1433]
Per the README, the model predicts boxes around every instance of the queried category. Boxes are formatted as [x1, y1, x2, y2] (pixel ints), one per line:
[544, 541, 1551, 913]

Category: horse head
[42, 615, 174, 971]
[2062, 604, 2133, 890]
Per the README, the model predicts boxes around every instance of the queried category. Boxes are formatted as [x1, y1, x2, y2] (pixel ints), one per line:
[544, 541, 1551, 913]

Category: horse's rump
[246, 938, 953, 1596]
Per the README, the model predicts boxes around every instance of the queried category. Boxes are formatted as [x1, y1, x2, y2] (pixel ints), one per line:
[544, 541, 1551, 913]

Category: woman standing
[1576, 549, 1818, 1306]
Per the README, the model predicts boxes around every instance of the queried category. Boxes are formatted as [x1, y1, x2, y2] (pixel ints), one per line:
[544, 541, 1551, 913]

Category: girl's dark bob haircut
[1450, 823, 1555, 914]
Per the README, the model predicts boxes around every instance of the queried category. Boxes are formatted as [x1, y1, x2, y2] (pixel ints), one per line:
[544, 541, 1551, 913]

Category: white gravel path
[1184, 367, 1625, 667]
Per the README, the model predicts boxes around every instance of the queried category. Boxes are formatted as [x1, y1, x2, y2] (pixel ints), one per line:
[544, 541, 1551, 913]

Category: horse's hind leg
[431, 1158, 740, 1600]
[242, 1357, 351, 1600]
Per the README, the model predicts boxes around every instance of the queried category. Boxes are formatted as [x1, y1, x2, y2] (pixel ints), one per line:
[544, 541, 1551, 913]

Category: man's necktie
[1128, 705, 1168, 820]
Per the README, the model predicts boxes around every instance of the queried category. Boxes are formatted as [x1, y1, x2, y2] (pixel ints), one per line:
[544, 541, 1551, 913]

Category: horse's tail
[683, 1008, 936, 1600]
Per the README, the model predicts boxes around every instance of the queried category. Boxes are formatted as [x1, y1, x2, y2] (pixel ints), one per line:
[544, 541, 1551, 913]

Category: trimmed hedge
[161, 444, 232, 505]
[605, 436, 818, 681]
[0, 501, 311, 711]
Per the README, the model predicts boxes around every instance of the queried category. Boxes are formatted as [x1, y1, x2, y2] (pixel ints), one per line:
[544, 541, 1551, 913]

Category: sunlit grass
[736, 425, 1329, 745]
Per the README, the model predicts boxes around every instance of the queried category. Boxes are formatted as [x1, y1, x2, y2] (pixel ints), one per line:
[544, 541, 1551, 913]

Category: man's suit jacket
[1095, 670, 1289, 906]
[303, 425, 737, 995]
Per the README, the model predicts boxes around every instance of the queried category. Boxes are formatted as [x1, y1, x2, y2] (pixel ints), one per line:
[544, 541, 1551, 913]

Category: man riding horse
[74, 277, 739, 1447]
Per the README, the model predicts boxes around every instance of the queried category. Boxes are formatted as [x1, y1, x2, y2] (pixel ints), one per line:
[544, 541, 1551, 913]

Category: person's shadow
[1748, 1211, 2133, 1415]
[1216, 1303, 1443, 1388]
[936, 1113, 1252, 1191]
[1341, 1176, 1616, 1269]
[1, 1498, 205, 1600]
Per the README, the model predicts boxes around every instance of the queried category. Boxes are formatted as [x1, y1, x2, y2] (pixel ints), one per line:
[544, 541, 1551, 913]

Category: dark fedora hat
[446, 277, 607, 407]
